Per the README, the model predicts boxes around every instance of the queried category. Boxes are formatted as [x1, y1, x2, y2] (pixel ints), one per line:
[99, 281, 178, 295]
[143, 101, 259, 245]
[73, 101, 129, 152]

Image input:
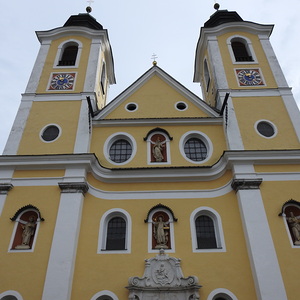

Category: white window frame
[8, 209, 41, 253]
[179, 131, 213, 164]
[190, 207, 226, 253]
[104, 132, 137, 166]
[146, 131, 171, 165]
[147, 208, 175, 253]
[53, 39, 83, 68]
[227, 35, 258, 64]
[254, 119, 277, 139]
[98, 208, 132, 254]
[90, 290, 119, 300]
[0, 291, 23, 300]
[207, 288, 238, 300]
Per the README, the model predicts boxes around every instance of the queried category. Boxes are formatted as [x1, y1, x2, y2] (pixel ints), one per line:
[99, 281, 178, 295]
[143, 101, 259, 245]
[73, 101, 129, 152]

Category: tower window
[41, 125, 60, 142]
[256, 121, 275, 137]
[231, 40, 253, 62]
[203, 59, 211, 92]
[58, 45, 78, 66]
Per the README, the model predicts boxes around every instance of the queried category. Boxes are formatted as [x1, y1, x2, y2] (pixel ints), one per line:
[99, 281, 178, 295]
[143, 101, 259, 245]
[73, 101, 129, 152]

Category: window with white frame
[203, 59, 211, 92]
[0, 290, 23, 300]
[227, 36, 257, 64]
[190, 207, 226, 252]
[54, 40, 82, 68]
[98, 209, 131, 254]
[90, 290, 119, 300]
[207, 288, 238, 300]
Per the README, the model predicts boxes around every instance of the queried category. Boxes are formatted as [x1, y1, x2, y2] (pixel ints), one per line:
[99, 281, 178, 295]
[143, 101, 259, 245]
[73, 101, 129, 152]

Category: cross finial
[151, 53, 158, 66]
[86, 0, 94, 13]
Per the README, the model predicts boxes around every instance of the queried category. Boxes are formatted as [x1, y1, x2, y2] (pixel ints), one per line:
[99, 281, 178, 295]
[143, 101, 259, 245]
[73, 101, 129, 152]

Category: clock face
[236, 69, 264, 86]
[49, 73, 75, 90]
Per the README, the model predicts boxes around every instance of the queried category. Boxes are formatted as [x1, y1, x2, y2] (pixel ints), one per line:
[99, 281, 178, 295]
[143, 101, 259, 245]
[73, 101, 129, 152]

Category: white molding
[207, 288, 238, 300]
[147, 207, 175, 253]
[98, 208, 132, 254]
[42, 192, 84, 300]
[190, 207, 226, 253]
[0, 290, 23, 300]
[103, 132, 137, 166]
[90, 290, 119, 300]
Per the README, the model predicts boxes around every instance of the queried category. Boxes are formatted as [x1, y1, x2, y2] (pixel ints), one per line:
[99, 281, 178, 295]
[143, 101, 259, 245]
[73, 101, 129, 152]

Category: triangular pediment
[94, 66, 219, 121]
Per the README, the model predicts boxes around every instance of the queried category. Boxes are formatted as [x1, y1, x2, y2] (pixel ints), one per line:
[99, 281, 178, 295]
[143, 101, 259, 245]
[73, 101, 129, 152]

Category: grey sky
[0, 0, 299, 153]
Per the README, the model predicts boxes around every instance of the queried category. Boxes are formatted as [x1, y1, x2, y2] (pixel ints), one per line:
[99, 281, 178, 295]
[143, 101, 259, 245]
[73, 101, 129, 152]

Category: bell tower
[3, 10, 115, 155]
[194, 7, 300, 150]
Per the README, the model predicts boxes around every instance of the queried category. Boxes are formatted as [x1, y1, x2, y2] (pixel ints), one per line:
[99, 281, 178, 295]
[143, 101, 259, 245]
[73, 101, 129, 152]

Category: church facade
[0, 7, 300, 300]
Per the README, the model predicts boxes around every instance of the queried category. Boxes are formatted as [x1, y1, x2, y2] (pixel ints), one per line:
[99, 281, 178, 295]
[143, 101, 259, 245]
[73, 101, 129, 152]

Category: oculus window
[109, 139, 132, 163]
[184, 138, 207, 161]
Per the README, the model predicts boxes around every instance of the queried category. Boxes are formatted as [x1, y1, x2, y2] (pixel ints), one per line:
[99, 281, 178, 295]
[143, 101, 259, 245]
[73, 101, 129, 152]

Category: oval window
[41, 125, 60, 142]
[256, 121, 275, 137]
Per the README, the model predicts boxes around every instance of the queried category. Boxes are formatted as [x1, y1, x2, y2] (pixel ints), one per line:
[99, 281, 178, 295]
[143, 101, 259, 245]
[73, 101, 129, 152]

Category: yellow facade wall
[17, 101, 81, 154]
[0, 186, 60, 299]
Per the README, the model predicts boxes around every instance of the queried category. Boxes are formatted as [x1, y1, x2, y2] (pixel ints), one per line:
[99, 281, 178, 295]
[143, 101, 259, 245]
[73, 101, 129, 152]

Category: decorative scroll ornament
[127, 249, 201, 300]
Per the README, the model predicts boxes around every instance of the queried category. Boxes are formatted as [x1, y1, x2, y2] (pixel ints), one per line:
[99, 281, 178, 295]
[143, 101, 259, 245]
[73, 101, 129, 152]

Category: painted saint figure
[15, 215, 36, 249]
[287, 212, 300, 245]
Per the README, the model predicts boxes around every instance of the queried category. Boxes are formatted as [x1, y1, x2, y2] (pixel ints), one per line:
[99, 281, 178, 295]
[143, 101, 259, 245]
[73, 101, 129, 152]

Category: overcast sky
[0, 0, 299, 153]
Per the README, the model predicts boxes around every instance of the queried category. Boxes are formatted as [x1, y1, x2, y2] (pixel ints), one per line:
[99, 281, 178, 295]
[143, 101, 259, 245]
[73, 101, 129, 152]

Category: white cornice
[0, 150, 300, 183]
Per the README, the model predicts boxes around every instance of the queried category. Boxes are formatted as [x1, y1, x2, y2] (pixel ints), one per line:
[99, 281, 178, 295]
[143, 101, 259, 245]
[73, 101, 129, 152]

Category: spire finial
[214, 2, 220, 10]
[151, 53, 158, 66]
[86, 0, 94, 13]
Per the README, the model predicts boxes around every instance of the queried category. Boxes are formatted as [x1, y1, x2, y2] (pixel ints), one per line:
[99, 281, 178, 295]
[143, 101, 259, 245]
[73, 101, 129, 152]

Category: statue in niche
[287, 212, 300, 245]
[153, 215, 169, 248]
[15, 215, 36, 249]
[152, 137, 165, 162]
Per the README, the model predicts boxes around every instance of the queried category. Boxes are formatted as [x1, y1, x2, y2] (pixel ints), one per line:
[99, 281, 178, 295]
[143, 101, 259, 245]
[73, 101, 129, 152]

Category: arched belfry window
[9, 205, 44, 252]
[54, 40, 82, 68]
[227, 36, 256, 63]
[98, 209, 132, 254]
[144, 128, 172, 164]
[145, 204, 177, 253]
[203, 59, 211, 92]
[279, 199, 300, 246]
[59, 44, 78, 66]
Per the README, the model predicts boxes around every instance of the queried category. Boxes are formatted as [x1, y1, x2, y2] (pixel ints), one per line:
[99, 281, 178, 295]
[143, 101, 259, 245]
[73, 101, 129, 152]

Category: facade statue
[15, 215, 36, 249]
[287, 212, 300, 245]
[153, 216, 169, 248]
[152, 137, 165, 162]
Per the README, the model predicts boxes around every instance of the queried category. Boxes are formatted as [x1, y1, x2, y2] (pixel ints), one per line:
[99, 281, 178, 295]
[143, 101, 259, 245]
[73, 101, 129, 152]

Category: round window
[256, 121, 275, 137]
[126, 103, 137, 112]
[41, 125, 60, 142]
[184, 138, 207, 161]
[175, 101, 187, 111]
[109, 139, 132, 163]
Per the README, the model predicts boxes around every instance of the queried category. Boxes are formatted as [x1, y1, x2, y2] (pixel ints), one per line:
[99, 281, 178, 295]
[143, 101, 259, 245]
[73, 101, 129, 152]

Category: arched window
[190, 207, 226, 252]
[0, 291, 23, 300]
[227, 36, 256, 64]
[58, 44, 78, 66]
[91, 291, 119, 300]
[207, 289, 238, 300]
[279, 200, 300, 247]
[9, 205, 43, 252]
[98, 209, 131, 254]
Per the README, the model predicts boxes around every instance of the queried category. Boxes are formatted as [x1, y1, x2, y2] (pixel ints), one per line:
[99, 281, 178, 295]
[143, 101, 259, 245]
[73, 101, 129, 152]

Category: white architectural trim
[98, 208, 132, 254]
[0, 290, 23, 300]
[227, 34, 258, 64]
[190, 207, 226, 253]
[207, 288, 238, 300]
[103, 132, 137, 166]
[90, 290, 119, 300]
[3, 100, 33, 155]
[42, 191, 84, 300]
[74, 99, 91, 153]
[179, 130, 213, 164]
[147, 207, 175, 253]
[53, 39, 83, 69]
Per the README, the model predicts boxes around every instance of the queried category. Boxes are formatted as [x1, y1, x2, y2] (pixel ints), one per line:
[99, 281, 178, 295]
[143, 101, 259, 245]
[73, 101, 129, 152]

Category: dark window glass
[184, 138, 207, 161]
[257, 121, 275, 137]
[41, 125, 60, 142]
[215, 298, 227, 300]
[100, 64, 106, 94]
[106, 217, 126, 250]
[196, 215, 217, 249]
[176, 102, 187, 110]
[1, 296, 18, 300]
[231, 41, 253, 62]
[109, 139, 132, 163]
[58, 45, 78, 66]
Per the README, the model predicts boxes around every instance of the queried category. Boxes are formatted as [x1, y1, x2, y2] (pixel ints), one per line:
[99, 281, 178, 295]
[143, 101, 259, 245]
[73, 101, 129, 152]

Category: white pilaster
[42, 182, 88, 300]
[232, 171, 288, 300]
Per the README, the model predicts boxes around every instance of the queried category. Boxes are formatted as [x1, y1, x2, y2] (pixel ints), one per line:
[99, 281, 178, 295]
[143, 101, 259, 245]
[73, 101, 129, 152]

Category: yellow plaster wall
[71, 190, 257, 300]
[36, 36, 91, 93]
[260, 181, 300, 300]
[255, 164, 300, 173]
[17, 101, 81, 154]
[13, 169, 65, 178]
[91, 124, 226, 168]
[105, 75, 210, 119]
[0, 186, 60, 299]
[232, 96, 299, 149]
[217, 32, 278, 89]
